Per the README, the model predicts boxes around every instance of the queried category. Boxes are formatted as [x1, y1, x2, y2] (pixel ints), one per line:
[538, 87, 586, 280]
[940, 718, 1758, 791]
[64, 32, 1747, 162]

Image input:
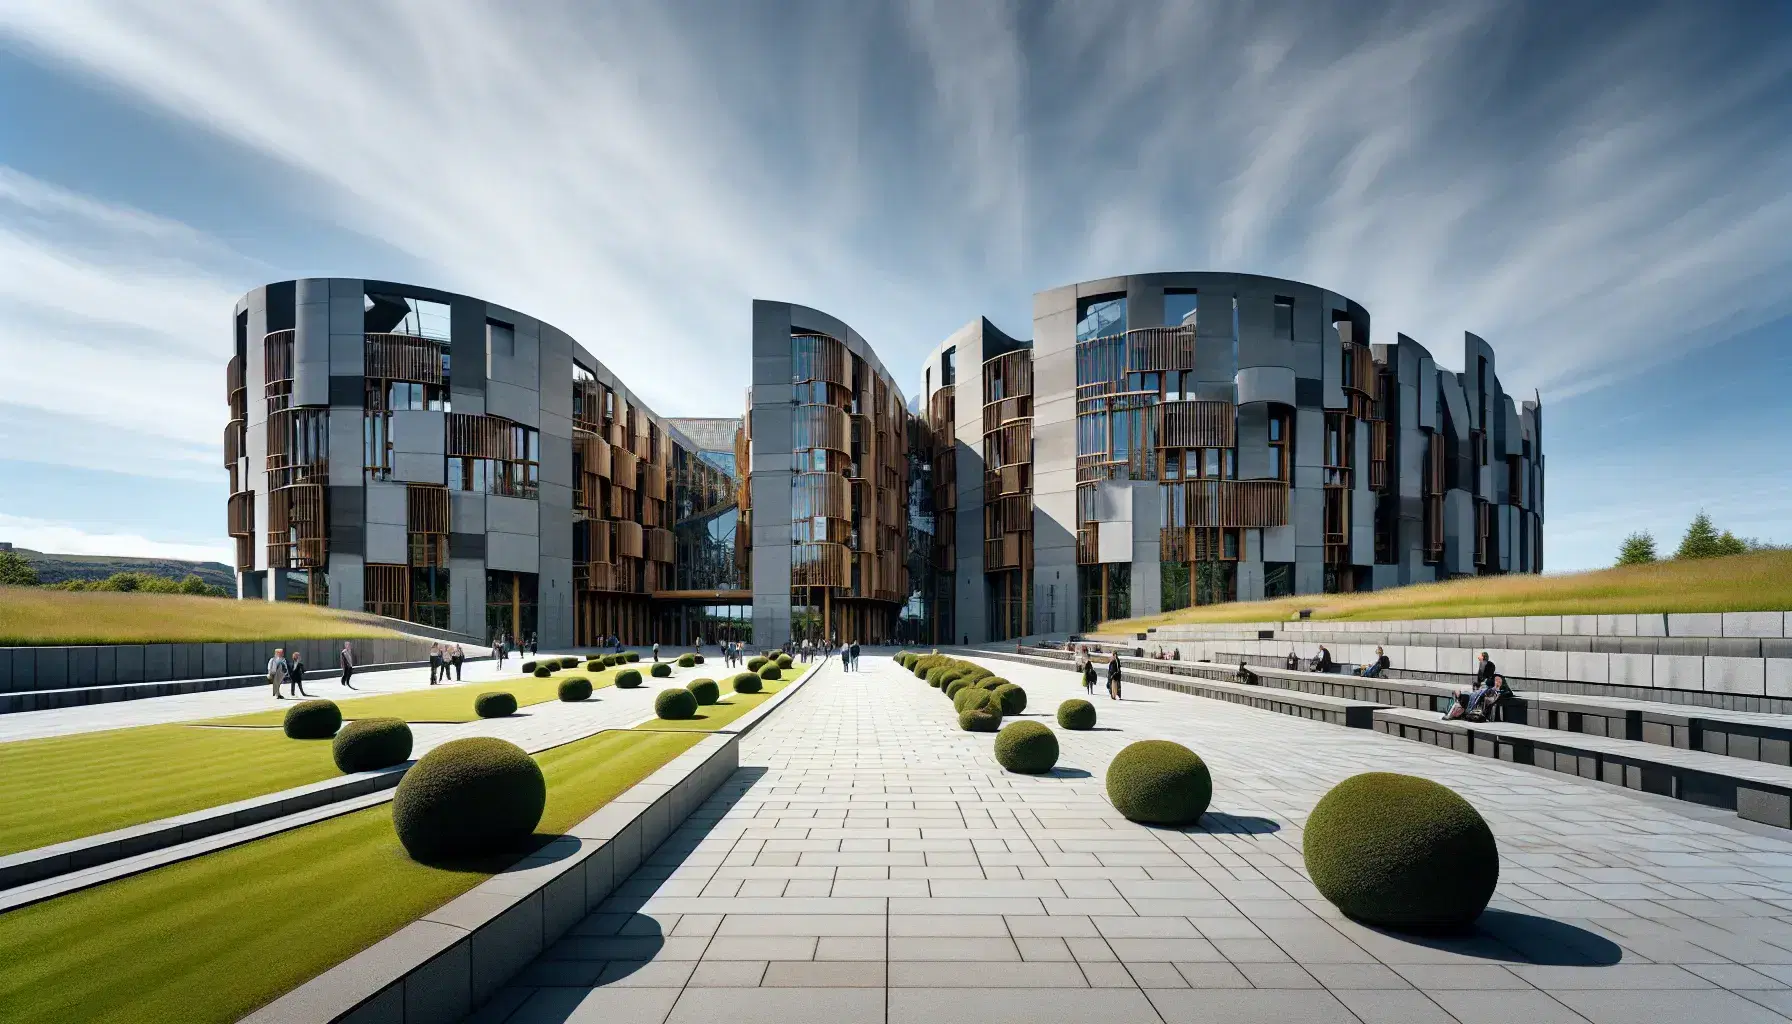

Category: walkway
[474, 652, 1792, 1024]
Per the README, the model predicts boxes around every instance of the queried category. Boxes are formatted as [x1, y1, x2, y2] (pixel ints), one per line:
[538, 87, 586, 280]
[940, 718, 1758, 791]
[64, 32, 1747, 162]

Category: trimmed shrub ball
[977, 675, 1008, 690]
[759, 664, 783, 681]
[776, 654, 794, 669]
[615, 668, 643, 688]
[626, 652, 641, 663]
[1058, 699, 1097, 730]
[1303, 773, 1499, 930]
[693, 654, 705, 665]
[475, 691, 518, 718]
[688, 678, 720, 705]
[955, 687, 997, 714]
[747, 657, 767, 672]
[283, 699, 341, 740]
[650, 662, 673, 678]
[992, 683, 1028, 715]
[994, 720, 1058, 774]
[520, 660, 537, 674]
[1106, 740, 1211, 827]
[533, 665, 553, 678]
[560, 656, 579, 669]
[332, 717, 412, 772]
[392, 737, 545, 861]
[655, 687, 698, 719]
[677, 653, 697, 668]
[945, 679, 969, 699]
[731, 672, 763, 694]
[558, 677, 593, 702]
[585, 660, 604, 672]
[959, 707, 1003, 732]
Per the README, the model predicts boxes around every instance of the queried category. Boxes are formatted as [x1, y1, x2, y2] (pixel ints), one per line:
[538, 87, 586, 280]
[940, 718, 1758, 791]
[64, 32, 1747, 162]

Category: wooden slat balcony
[611, 445, 639, 489]
[646, 527, 675, 563]
[365, 333, 445, 384]
[1077, 524, 1099, 565]
[263, 330, 294, 387]
[406, 484, 450, 534]
[1175, 479, 1289, 528]
[227, 491, 255, 537]
[1341, 340, 1376, 397]
[1159, 400, 1236, 449]
[615, 520, 644, 559]
[984, 532, 1030, 571]
[223, 419, 245, 466]
[1125, 325, 1195, 373]
[792, 333, 851, 386]
[791, 541, 849, 588]
[981, 395, 1032, 433]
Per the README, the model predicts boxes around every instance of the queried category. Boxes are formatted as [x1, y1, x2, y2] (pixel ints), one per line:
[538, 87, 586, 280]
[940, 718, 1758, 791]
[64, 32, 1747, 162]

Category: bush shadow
[1354, 908, 1624, 966]
[1192, 812, 1282, 835]
[412, 830, 584, 875]
[1046, 766, 1093, 779]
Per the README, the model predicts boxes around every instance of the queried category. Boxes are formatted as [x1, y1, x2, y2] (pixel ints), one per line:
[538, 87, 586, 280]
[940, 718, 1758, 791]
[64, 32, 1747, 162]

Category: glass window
[1076, 296, 1127, 343]
[941, 346, 957, 387]
[1164, 289, 1197, 328]
[1204, 449, 1221, 478]
[1164, 450, 1181, 480]
[1274, 297, 1294, 340]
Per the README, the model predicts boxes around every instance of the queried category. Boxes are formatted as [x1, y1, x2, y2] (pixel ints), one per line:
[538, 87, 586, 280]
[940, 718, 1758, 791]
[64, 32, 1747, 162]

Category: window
[1076, 296, 1126, 343]
[1164, 289, 1197, 329]
[941, 346, 957, 387]
[1268, 407, 1293, 483]
[1163, 450, 1181, 480]
[1273, 297, 1294, 340]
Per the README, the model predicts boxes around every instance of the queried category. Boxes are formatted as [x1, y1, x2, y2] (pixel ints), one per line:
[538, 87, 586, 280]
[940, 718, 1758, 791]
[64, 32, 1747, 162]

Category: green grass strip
[208, 666, 617, 726]
[0, 725, 340, 857]
[0, 728, 702, 1024]
[634, 667, 808, 732]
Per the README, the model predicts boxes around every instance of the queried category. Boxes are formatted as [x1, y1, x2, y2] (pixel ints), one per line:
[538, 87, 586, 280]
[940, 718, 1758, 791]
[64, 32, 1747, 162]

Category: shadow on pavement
[1354, 907, 1625, 966]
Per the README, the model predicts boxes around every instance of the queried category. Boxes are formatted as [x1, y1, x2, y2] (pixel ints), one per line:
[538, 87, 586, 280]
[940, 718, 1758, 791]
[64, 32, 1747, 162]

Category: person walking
[428, 643, 443, 685]
[339, 641, 357, 689]
[268, 647, 290, 699]
[451, 644, 465, 681]
[652, 641, 661, 663]
[850, 641, 861, 671]
[1081, 651, 1098, 696]
[289, 648, 309, 697]
[1106, 650, 1123, 700]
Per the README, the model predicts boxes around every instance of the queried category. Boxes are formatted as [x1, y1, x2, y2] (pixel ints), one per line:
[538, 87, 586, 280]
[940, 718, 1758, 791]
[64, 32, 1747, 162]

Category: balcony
[1159, 400, 1235, 449]
[365, 333, 446, 384]
[1172, 479, 1288, 529]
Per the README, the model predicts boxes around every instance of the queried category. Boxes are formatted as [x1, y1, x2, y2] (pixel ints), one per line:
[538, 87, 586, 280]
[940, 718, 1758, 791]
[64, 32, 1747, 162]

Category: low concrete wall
[1113, 613, 1792, 708]
[0, 637, 436, 696]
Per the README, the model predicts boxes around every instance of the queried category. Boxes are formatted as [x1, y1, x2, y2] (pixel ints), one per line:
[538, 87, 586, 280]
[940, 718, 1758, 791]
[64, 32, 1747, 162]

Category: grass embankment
[0, 728, 703, 1024]
[0, 587, 402, 646]
[0, 725, 340, 856]
[1106, 549, 1792, 631]
[209, 664, 618, 726]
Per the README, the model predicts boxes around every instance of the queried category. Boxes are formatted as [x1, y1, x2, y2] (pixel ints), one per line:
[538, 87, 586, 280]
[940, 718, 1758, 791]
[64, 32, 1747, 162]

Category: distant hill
[6, 547, 236, 591]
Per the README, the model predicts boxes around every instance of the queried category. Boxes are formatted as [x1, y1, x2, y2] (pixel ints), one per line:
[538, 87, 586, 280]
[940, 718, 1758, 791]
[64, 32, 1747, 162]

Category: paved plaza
[467, 651, 1792, 1024]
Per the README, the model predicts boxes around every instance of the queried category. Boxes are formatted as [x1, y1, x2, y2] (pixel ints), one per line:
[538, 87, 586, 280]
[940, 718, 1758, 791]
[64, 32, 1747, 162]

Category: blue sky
[0, 1, 1788, 572]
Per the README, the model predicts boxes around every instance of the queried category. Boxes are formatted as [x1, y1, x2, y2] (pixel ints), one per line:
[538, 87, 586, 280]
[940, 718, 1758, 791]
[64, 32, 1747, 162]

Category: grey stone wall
[0, 636, 436, 695]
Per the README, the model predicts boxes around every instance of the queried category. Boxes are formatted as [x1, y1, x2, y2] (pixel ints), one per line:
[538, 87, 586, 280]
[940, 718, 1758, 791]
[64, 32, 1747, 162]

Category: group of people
[1071, 644, 1124, 700]
[719, 641, 752, 668]
[490, 632, 537, 668]
[266, 641, 359, 698]
[837, 642, 863, 670]
[1444, 652, 1511, 722]
[427, 643, 467, 684]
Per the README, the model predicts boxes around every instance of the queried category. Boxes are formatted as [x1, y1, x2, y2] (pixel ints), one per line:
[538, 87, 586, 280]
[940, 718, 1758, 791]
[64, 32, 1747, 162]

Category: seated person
[1172, 648, 1181, 661]
[1284, 651, 1300, 670]
[1236, 660, 1257, 685]
[1353, 647, 1391, 678]
[1308, 646, 1336, 673]
[1468, 674, 1511, 720]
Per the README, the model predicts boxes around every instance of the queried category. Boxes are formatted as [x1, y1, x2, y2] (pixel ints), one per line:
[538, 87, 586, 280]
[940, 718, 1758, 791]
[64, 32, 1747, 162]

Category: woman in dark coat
[1106, 651, 1122, 700]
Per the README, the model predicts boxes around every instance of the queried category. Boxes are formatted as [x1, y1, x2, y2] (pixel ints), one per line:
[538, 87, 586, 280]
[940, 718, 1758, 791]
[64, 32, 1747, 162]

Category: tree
[0, 551, 38, 587]
[1716, 531, 1749, 557]
[1616, 532, 1656, 566]
[1675, 511, 1726, 560]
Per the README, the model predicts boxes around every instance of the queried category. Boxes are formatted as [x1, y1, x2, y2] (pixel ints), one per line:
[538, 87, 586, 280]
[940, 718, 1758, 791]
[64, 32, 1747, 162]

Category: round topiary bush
[732, 672, 762, 694]
[615, 668, 643, 688]
[945, 679, 969, 699]
[747, 656, 767, 672]
[283, 699, 342, 740]
[332, 717, 412, 772]
[1106, 740, 1211, 826]
[759, 664, 783, 681]
[776, 654, 793, 669]
[475, 691, 518, 718]
[520, 660, 537, 674]
[1058, 699, 1097, 730]
[955, 687, 997, 714]
[585, 660, 604, 672]
[650, 662, 672, 678]
[992, 683, 1028, 715]
[533, 665, 553, 678]
[560, 656, 579, 669]
[1303, 773, 1499, 930]
[559, 677, 593, 701]
[688, 678, 720, 705]
[655, 688, 698, 719]
[677, 653, 697, 668]
[994, 720, 1058, 774]
[626, 652, 640, 663]
[959, 707, 1002, 732]
[392, 737, 545, 861]
[693, 654, 705, 665]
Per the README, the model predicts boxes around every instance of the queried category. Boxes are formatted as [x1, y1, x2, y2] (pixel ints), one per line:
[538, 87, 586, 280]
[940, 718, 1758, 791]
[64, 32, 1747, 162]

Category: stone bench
[988, 650, 1387, 729]
[1371, 707, 1792, 830]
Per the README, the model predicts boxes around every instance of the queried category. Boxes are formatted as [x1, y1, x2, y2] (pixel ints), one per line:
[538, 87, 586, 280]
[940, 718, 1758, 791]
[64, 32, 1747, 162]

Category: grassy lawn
[0, 728, 703, 1024]
[1105, 549, 1792, 630]
[0, 587, 402, 646]
[207, 665, 619, 726]
[0, 725, 340, 857]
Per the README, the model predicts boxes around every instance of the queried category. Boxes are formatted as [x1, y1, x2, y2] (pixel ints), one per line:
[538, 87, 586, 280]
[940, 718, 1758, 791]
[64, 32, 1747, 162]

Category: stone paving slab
[479, 651, 1792, 1023]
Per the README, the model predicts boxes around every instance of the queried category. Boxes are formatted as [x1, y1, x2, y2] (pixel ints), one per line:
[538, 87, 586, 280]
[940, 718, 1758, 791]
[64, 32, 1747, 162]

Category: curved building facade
[924, 271, 1543, 639]
[225, 279, 734, 649]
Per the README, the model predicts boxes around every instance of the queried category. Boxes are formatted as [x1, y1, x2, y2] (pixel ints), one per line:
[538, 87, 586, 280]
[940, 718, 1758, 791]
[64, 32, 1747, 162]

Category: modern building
[227, 271, 1541, 647]
[920, 272, 1543, 639]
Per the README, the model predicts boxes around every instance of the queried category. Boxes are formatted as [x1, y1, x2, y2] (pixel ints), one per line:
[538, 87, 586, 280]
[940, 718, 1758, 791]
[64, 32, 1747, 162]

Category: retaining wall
[0, 637, 436, 695]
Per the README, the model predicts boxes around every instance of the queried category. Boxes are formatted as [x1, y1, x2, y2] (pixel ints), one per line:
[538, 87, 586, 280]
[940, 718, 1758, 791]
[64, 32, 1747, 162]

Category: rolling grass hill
[0, 588, 403, 646]
[9, 547, 235, 590]
[1105, 549, 1792, 630]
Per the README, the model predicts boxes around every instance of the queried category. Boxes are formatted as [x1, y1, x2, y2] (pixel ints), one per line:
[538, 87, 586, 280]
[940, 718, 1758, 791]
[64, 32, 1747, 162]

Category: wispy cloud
[0, 512, 231, 564]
